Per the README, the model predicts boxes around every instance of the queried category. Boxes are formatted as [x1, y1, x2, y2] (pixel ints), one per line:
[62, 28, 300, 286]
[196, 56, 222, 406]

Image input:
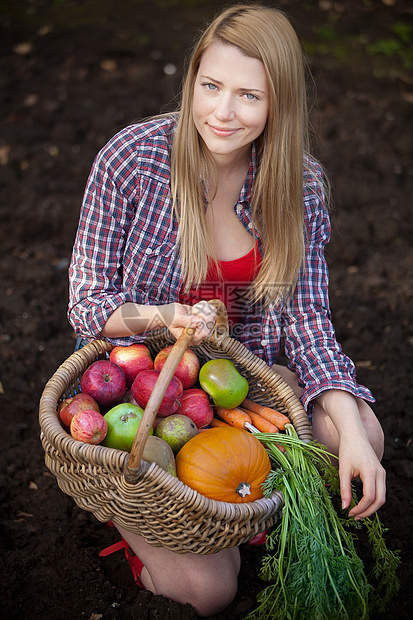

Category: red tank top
[180, 240, 262, 330]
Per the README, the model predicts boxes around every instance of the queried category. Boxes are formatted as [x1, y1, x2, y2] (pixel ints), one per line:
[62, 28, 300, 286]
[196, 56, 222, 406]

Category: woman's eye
[202, 82, 217, 91]
[244, 93, 258, 101]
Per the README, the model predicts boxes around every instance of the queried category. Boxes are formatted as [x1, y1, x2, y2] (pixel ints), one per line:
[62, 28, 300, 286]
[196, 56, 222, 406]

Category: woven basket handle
[206, 298, 229, 342]
[126, 299, 227, 476]
[126, 325, 194, 472]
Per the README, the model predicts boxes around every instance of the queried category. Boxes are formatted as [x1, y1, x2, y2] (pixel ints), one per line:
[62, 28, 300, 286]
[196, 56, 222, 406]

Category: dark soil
[1, 1, 412, 618]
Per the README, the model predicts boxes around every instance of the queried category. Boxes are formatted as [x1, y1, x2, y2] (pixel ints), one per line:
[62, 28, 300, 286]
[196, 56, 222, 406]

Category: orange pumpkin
[176, 426, 271, 503]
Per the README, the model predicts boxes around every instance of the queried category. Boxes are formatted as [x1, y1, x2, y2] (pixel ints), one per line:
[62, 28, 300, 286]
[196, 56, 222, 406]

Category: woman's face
[192, 40, 269, 166]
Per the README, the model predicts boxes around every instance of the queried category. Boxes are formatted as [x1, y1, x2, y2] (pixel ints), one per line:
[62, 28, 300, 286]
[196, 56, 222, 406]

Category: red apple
[70, 409, 108, 444]
[109, 344, 153, 387]
[154, 346, 200, 389]
[131, 369, 183, 417]
[80, 360, 126, 410]
[57, 393, 100, 429]
[177, 388, 214, 428]
[121, 389, 139, 406]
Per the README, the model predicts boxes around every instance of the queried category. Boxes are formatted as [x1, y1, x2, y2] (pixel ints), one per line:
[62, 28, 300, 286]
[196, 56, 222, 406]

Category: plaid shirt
[68, 116, 374, 412]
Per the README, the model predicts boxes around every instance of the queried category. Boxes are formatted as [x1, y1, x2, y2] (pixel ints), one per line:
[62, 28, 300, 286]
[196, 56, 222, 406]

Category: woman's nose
[214, 94, 235, 121]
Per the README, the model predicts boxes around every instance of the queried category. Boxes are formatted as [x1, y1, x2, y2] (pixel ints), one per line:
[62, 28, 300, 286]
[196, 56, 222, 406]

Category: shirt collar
[238, 143, 257, 204]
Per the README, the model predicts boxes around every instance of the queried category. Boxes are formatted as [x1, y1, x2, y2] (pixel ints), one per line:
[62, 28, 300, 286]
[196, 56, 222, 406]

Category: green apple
[199, 359, 249, 409]
[102, 403, 152, 452]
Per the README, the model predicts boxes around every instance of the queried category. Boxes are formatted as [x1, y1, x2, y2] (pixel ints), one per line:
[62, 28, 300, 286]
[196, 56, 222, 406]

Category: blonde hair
[172, 3, 312, 306]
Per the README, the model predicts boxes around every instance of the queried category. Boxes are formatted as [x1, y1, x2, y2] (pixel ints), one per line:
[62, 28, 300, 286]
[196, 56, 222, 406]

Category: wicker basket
[39, 312, 312, 555]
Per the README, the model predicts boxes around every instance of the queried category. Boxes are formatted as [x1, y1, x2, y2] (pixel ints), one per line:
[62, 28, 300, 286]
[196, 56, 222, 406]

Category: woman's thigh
[272, 364, 302, 397]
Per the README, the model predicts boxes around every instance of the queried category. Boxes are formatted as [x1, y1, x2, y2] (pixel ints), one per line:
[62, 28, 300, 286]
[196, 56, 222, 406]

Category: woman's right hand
[160, 301, 217, 345]
[101, 300, 217, 343]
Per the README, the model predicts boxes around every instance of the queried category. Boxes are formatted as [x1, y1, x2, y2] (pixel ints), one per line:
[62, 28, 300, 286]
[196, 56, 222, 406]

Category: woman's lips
[207, 124, 240, 137]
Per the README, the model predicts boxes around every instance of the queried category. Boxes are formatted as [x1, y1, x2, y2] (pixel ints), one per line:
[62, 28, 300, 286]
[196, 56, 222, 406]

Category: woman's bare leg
[272, 364, 384, 460]
[115, 523, 241, 617]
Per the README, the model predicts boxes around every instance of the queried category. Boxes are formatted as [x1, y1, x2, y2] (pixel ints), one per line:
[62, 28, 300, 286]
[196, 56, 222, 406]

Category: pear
[141, 435, 177, 476]
[155, 414, 198, 455]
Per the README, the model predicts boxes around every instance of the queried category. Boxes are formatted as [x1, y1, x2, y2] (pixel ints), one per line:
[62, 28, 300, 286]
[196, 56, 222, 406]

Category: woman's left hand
[338, 433, 386, 520]
[314, 390, 386, 520]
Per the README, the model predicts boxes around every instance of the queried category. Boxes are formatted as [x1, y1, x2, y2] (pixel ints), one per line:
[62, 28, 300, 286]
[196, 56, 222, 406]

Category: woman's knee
[160, 551, 240, 616]
[272, 365, 385, 460]
[358, 399, 385, 460]
[142, 544, 240, 616]
[185, 567, 239, 616]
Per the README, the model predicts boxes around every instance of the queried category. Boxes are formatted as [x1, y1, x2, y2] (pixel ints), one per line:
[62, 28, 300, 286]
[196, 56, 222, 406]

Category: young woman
[68, 4, 385, 615]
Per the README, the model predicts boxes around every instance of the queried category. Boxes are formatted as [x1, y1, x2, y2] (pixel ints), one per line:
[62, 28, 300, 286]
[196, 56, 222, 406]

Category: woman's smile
[207, 123, 242, 137]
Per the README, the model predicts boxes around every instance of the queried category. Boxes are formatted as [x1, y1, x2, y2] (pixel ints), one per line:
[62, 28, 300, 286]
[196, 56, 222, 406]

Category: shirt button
[248, 222, 253, 229]
[145, 248, 152, 255]
[261, 339, 268, 347]
[236, 203, 242, 213]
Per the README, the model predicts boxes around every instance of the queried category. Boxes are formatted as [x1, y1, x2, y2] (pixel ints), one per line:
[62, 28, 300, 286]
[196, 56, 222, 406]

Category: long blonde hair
[172, 4, 311, 306]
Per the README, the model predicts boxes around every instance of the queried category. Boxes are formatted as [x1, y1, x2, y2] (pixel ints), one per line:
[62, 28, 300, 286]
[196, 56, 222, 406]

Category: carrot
[215, 408, 286, 451]
[240, 409, 286, 452]
[210, 418, 230, 428]
[215, 407, 252, 429]
[244, 410, 279, 434]
[242, 398, 290, 431]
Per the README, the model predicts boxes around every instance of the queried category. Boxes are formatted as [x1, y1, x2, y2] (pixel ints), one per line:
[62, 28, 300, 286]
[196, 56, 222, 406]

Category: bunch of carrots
[207, 397, 400, 618]
[210, 398, 290, 447]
